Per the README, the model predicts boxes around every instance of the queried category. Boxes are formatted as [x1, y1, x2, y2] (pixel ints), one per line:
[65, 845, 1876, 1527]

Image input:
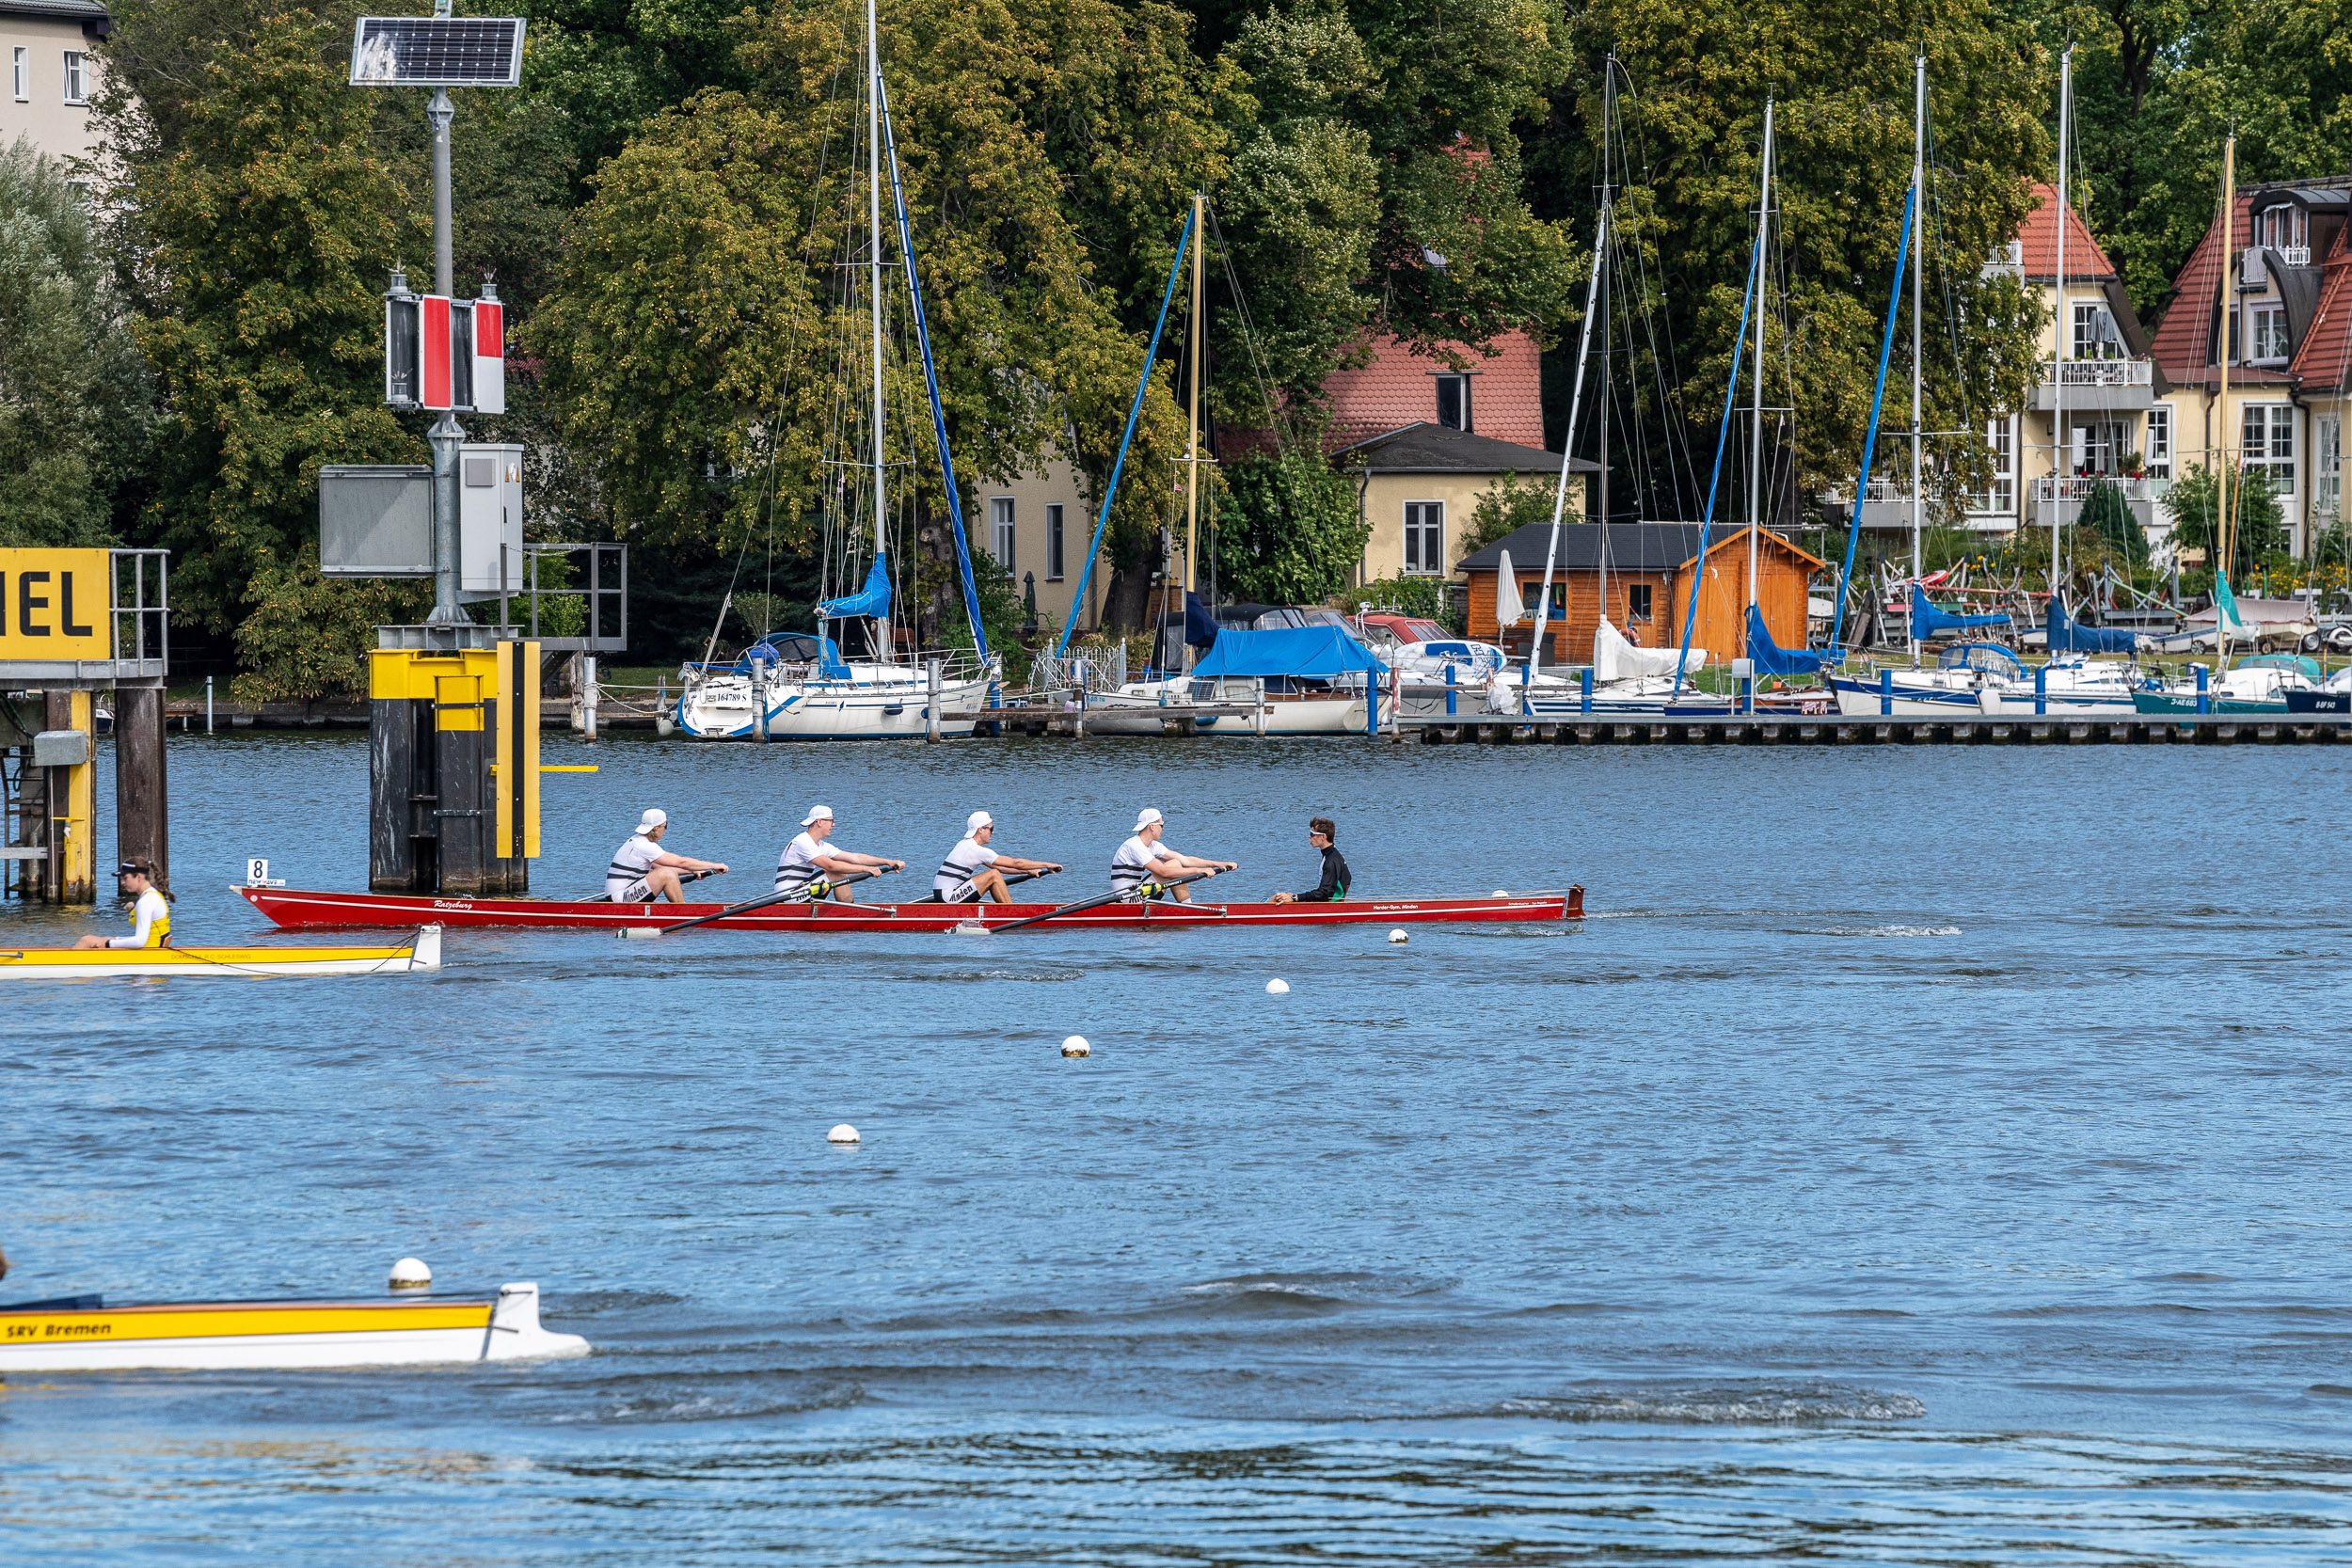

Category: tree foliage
[0, 140, 148, 546]
[2161, 462, 2288, 578]
[1211, 447, 1369, 602]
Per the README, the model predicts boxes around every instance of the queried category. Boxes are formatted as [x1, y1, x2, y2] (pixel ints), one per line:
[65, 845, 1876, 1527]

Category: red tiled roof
[2017, 182, 2118, 279]
[2150, 193, 2252, 380]
[2290, 216, 2352, 395]
[1320, 330, 1546, 450]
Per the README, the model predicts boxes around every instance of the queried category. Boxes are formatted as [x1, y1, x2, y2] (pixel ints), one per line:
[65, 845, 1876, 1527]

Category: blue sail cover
[1911, 583, 2010, 639]
[1190, 626, 1386, 680]
[818, 554, 891, 622]
[1184, 591, 1218, 649]
[1744, 603, 1827, 675]
[2045, 598, 2136, 653]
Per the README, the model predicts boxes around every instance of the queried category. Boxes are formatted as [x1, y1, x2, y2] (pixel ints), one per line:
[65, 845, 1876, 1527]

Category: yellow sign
[494, 639, 540, 859]
[0, 548, 110, 660]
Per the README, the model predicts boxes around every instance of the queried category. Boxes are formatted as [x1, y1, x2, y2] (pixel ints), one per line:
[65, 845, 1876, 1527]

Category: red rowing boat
[238, 884, 1582, 933]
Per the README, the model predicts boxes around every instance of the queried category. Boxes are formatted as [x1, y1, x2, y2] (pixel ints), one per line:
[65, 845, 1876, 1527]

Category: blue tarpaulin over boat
[1911, 583, 2010, 640]
[1744, 603, 1828, 675]
[1190, 626, 1387, 680]
[818, 554, 891, 622]
[2045, 598, 2137, 653]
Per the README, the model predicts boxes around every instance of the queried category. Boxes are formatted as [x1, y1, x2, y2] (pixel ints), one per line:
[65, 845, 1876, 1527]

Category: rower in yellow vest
[73, 858, 171, 949]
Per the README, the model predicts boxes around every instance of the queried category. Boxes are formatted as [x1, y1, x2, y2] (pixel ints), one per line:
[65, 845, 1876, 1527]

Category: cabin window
[2242, 404, 2296, 499]
[12, 47, 26, 102]
[1045, 503, 1064, 580]
[2145, 406, 2171, 481]
[1403, 501, 1444, 575]
[1626, 583, 1653, 624]
[1435, 375, 1471, 433]
[61, 50, 85, 105]
[990, 497, 1015, 573]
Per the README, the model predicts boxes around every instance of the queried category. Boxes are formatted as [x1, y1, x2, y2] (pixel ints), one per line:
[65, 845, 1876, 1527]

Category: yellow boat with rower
[0, 924, 442, 979]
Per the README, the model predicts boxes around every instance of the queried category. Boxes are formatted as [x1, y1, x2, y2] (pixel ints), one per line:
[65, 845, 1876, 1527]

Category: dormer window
[1434, 373, 1472, 433]
[2250, 304, 2290, 363]
[2071, 302, 2121, 359]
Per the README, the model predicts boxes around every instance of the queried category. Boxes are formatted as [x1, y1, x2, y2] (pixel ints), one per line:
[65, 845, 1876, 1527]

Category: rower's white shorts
[609, 879, 653, 902]
[940, 879, 980, 904]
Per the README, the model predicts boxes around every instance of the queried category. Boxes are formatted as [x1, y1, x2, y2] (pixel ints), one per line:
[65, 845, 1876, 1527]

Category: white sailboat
[675, 0, 995, 741]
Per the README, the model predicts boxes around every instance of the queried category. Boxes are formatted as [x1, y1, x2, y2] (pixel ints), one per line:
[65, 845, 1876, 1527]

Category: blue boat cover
[743, 633, 850, 680]
[1190, 626, 1387, 680]
[1745, 603, 1827, 675]
[818, 554, 891, 622]
[1911, 583, 2011, 639]
[2045, 598, 2136, 653]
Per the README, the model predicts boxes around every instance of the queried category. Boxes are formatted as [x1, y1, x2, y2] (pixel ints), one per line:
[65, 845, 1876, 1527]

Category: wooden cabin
[1457, 522, 1825, 665]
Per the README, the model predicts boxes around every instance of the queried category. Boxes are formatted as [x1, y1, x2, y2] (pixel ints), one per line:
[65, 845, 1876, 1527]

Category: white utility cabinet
[458, 442, 525, 595]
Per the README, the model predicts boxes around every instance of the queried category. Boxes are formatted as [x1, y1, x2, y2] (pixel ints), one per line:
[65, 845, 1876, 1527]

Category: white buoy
[389, 1257, 432, 1291]
[1265, 978, 1290, 995]
[1061, 1035, 1090, 1058]
[1389, 928, 1408, 944]
[1492, 889, 1509, 898]
[827, 1123, 861, 1144]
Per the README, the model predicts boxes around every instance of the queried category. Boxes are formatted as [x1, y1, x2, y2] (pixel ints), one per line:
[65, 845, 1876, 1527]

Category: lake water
[6, 731, 2352, 1563]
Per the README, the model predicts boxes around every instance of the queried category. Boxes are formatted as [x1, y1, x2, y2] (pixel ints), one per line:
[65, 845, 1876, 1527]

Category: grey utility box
[458, 442, 525, 595]
[320, 465, 434, 578]
[33, 730, 90, 767]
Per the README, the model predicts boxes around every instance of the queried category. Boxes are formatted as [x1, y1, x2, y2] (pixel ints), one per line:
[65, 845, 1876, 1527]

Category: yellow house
[1, 0, 108, 167]
[1332, 422, 1594, 586]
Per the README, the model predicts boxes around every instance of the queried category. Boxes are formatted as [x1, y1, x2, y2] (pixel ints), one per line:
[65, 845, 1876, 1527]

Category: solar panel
[349, 18, 526, 87]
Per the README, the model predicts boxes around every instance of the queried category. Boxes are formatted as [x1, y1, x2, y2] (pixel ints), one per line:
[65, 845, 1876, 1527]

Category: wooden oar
[961, 869, 1219, 935]
[582, 867, 724, 904]
[624, 868, 885, 938]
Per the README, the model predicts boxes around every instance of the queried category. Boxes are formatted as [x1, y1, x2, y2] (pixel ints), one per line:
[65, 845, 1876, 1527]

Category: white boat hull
[677, 667, 992, 740]
[1082, 687, 1391, 736]
[0, 1282, 587, 1371]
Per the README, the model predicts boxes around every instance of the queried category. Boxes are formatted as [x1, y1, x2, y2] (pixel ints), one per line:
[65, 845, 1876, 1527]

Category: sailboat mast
[1530, 203, 1608, 682]
[2051, 43, 2072, 608]
[867, 0, 890, 664]
[1184, 190, 1203, 664]
[1747, 98, 1774, 648]
[2220, 135, 2236, 598]
[1597, 69, 1613, 641]
[1910, 54, 1925, 643]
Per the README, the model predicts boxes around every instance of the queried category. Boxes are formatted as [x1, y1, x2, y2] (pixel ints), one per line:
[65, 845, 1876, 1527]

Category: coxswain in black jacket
[1271, 817, 1349, 904]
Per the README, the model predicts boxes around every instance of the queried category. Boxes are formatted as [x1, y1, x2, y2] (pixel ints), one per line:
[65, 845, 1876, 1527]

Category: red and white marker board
[470, 299, 504, 415]
[418, 295, 453, 410]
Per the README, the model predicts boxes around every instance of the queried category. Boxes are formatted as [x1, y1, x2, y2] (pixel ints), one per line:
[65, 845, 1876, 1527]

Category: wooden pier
[1387, 714, 2352, 745]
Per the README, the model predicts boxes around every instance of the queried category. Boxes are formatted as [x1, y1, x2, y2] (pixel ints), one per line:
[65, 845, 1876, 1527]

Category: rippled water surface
[6, 732, 2352, 1563]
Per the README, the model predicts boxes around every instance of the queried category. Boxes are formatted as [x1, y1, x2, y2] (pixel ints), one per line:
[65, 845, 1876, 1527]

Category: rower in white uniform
[73, 858, 172, 948]
[774, 804, 902, 903]
[1109, 807, 1233, 904]
[606, 809, 727, 903]
[932, 811, 1060, 904]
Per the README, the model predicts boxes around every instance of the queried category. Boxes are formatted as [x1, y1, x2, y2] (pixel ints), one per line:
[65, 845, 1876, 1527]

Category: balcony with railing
[2028, 473, 2164, 530]
[2027, 355, 2156, 410]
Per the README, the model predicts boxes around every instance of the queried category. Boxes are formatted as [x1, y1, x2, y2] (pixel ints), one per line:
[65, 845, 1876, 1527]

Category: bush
[1213, 450, 1371, 605]
[231, 546, 430, 703]
[2162, 463, 2286, 581]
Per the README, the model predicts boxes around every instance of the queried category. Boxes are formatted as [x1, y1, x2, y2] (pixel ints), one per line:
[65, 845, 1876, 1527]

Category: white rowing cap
[1061, 1035, 1090, 1058]
[828, 1123, 861, 1144]
[1265, 978, 1290, 995]
[389, 1256, 432, 1291]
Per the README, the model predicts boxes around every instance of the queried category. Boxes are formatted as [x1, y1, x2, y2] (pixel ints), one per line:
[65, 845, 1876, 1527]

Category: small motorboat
[0, 926, 441, 979]
[0, 1279, 586, 1371]
[2283, 666, 2352, 715]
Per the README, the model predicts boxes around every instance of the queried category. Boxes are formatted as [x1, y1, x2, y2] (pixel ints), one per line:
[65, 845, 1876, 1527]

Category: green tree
[0, 140, 149, 546]
[1464, 468, 1560, 551]
[1211, 447, 1370, 601]
[119, 9, 423, 657]
[2162, 461, 2288, 581]
[1531, 0, 2047, 520]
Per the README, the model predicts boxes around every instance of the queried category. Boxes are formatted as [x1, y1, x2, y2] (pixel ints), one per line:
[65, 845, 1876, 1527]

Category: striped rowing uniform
[606, 833, 662, 901]
[933, 836, 1000, 903]
[1109, 834, 1178, 896]
[773, 832, 834, 901]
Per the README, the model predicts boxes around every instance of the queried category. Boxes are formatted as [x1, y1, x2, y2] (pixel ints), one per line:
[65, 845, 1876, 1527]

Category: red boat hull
[238, 885, 1582, 933]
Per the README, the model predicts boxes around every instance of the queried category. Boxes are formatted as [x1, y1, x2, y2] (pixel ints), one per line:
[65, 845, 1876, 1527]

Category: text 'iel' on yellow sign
[0, 549, 111, 660]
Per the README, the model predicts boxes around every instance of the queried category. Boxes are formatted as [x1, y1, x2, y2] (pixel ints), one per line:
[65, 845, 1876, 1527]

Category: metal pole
[1182, 190, 1204, 674]
[205, 673, 214, 735]
[425, 87, 464, 628]
[1531, 199, 1607, 685]
[582, 654, 598, 742]
[2051, 45, 2072, 607]
[1748, 98, 1774, 663]
[1909, 57, 1925, 660]
[927, 657, 941, 742]
[867, 0, 890, 666]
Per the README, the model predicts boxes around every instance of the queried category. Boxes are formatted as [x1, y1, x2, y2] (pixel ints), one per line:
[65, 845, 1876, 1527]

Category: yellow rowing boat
[0, 1279, 586, 1370]
[0, 925, 441, 979]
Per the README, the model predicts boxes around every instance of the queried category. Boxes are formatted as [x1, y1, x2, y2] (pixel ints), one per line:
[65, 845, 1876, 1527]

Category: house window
[1434, 375, 1472, 433]
[2070, 419, 2129, 476]
[2242, 404, 2296, 499]
[1976, 418, 2014, 513]
[2317, 414, 2343, 529]
[1045, 502, 1064, 580]
[2146, 405, 2171, 481]
[1403, 501, 1444, 575]
[2250, 305, 2290, 363]
[1626, 583, 1654, 624]
[989, 497, 1014, 573]
[12, 47, 26, 103]
[2071, 302, 2120, 359]
[61, 50, 85, 105]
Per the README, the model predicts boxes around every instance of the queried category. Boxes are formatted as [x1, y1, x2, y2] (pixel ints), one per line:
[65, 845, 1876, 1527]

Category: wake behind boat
[241, 886, 1581, 932]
